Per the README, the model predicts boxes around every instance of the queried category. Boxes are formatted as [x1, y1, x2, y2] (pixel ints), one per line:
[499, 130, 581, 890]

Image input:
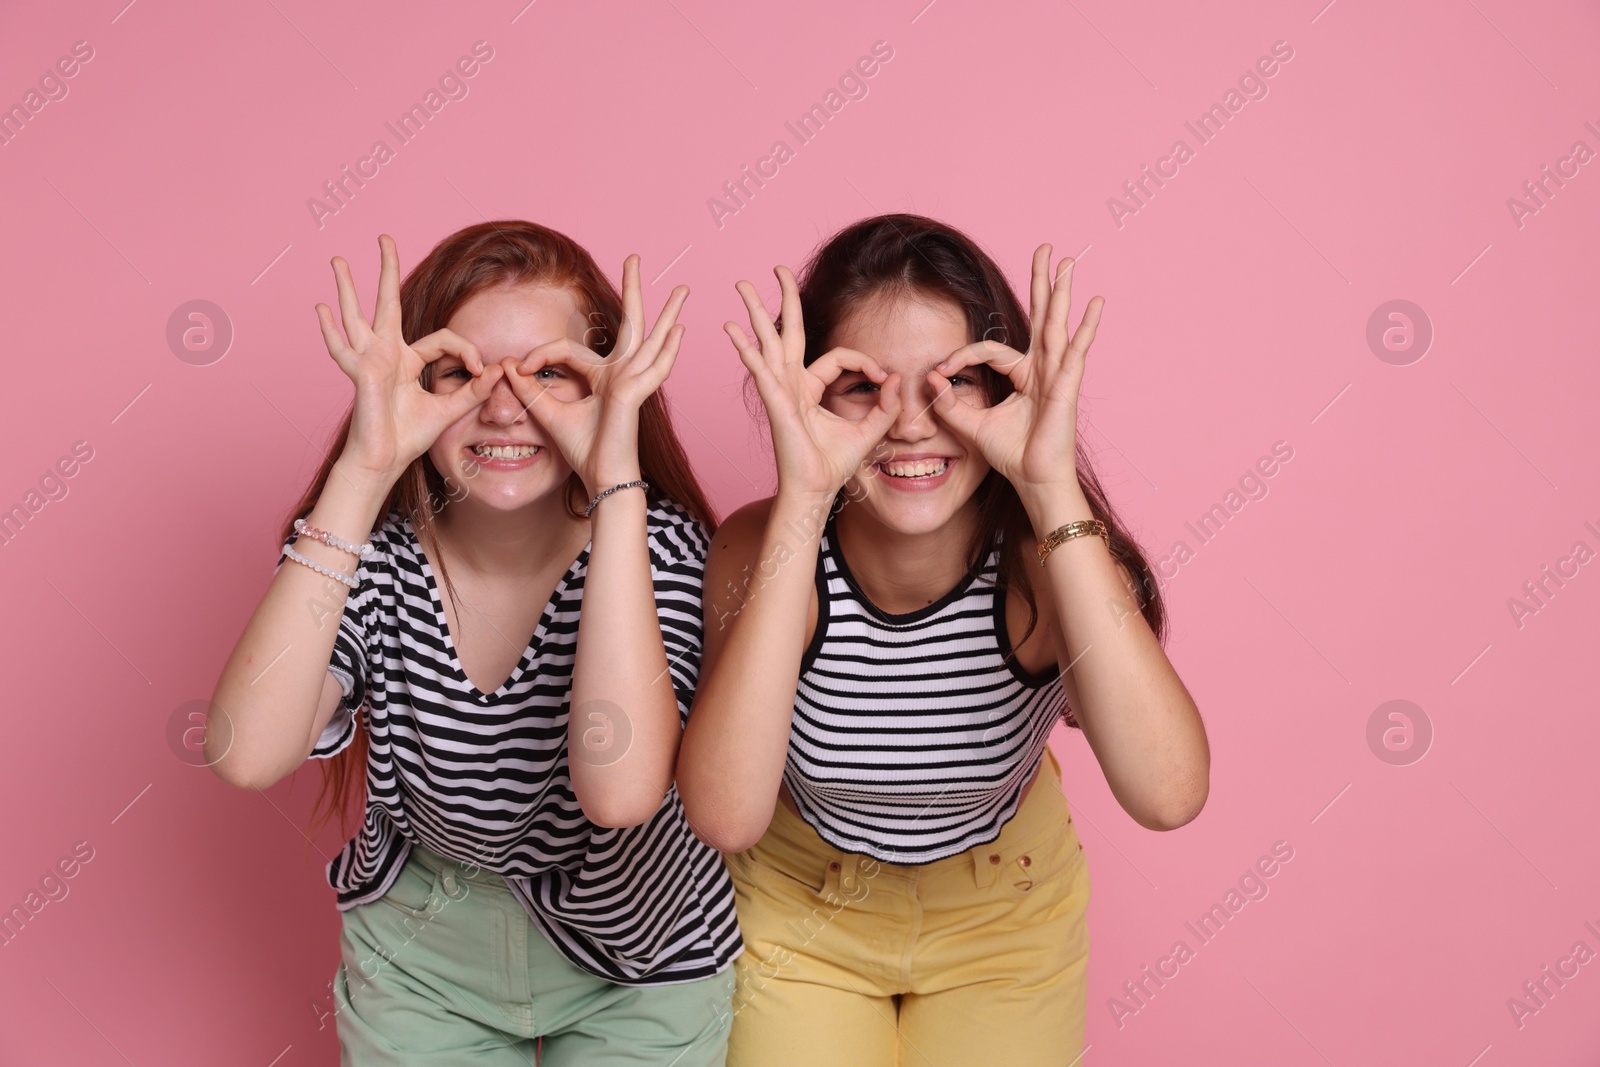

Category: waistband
[405, 839, 515, 894]
[752, 746, 1073, 892]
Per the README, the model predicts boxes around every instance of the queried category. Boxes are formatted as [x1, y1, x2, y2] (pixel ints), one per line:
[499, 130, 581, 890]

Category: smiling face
[822, 288, 994, 535]
[426, 281, 589, 513]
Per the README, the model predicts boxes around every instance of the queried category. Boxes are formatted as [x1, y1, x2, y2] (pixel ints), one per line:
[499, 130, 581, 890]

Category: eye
[842, 380, 878, 395]
[946, 373, 976, 388]
[534, 367, 564, 381]
[440, 366, 470, 380]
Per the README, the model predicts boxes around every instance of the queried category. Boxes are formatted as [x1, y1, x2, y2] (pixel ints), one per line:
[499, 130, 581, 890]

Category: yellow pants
[723, 746, 1090, 1066]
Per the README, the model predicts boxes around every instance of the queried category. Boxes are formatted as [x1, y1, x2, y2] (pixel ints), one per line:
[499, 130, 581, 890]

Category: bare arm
[208, 233, 503, 790]
[501, 256, 696, 828]
[675, 264, 901, 853]
[677, 495, 830, 851]
[1029, 488, 1209, 831]
[932, 244, 1209, 831]
[564, 486, 684, 828]
[207, 464, 392, 789]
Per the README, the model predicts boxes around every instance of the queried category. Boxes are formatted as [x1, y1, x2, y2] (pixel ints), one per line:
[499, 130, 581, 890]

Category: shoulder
[645, 496, 713, 570]
[706, 497, 776, 569]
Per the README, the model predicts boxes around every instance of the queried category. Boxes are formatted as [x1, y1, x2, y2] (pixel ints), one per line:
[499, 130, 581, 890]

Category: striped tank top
[784, 508, 1079, 865]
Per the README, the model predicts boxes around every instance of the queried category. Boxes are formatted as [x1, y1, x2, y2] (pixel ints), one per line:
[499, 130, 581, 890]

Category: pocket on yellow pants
[1000, 819, 1084, 898]
[726, 845, 827, 898]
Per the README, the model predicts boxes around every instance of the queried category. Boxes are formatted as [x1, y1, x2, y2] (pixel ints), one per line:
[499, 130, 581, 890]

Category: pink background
[2, 0, 1597, 1063]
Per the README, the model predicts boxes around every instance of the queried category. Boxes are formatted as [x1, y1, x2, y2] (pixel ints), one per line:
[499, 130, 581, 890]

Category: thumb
[442, 363, 505, 421]
[926, 370, 984, 446]
[856, 371, 903, 444]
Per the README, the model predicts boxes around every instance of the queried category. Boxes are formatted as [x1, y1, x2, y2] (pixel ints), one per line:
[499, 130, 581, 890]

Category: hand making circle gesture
[500, 254, 688, 500]
[726, 265, 903, 502]
[927, 244, 1104, 501]
[315, 233, 504, 483]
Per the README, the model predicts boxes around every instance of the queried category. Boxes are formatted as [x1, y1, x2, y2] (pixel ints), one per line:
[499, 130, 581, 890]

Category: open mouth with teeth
[877, 458, 950, 479]
[470, 443, 542, 460]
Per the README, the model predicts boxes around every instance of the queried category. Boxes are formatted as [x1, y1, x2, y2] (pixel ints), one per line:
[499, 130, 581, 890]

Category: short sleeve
[645, 503, 711, 725]
[276, 527, 379, 759]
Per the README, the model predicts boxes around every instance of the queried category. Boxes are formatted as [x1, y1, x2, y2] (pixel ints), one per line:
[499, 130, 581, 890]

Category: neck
[430, 482, 589, 577]
[833, 499, 984, 613]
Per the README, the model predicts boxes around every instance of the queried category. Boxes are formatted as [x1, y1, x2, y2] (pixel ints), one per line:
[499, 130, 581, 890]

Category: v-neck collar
[403, 515, 592, 703]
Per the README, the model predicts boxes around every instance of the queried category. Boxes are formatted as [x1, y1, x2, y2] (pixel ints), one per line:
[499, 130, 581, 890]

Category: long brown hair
[769, 213, 1167, 680]
[285, 219, 716, 837]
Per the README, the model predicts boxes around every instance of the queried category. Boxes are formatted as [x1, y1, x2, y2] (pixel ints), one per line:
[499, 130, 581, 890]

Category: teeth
[472, 444, 540, 460]
[881, 459, 948, 478]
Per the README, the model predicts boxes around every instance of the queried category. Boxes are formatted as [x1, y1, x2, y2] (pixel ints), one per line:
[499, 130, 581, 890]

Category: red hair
[284, 220, 716, 839]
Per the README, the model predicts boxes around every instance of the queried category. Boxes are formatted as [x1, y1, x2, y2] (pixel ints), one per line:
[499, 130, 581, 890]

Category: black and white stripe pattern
[277, 498, 742, 985]
[783, 510, 1075, 865]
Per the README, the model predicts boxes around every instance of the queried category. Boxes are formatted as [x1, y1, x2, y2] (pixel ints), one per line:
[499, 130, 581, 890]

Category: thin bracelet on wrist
[294, 517, 374, 558]
[584, 479, 649, 517]
[283, 545, 359, 588]
[1037, 519, 1109, 566]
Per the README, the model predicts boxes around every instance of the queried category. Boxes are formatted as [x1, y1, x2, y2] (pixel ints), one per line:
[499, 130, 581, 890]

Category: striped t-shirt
[784, 509, 1079, 865]
[277, 498, 742, 985]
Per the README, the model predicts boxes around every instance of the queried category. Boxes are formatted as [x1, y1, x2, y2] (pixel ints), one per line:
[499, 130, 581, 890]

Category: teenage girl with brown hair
[678, 213, 1209, 1065]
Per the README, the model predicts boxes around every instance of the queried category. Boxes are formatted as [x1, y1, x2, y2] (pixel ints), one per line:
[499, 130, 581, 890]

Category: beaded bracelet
[283, 545, 359, 588]
[294, 517, 374, 558]
[584, 479, 649, 518]
[1037, 519, 1109, 566]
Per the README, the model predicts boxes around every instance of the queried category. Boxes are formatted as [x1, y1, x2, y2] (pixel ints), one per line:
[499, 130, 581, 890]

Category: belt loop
[837, 853, 864, 902]
[973, 842, 1002, 888]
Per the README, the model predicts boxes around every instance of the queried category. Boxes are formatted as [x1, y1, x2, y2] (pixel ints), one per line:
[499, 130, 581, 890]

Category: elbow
[207, 753, 282, 793]
[583, 800, 659, 831]
[677, 793, 767, 853]
[199, 696, 279, 790]
[675, 790, 768, 857]
[578, 782, 671, 831]
[1138, 775, 1209, 832]
[694, 821, 763, 855]
[205, 733, 293, 793]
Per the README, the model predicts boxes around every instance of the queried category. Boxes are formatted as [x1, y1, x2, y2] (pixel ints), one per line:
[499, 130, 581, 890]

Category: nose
[886, 373, 937, 442]
[479, 372, 529, 425]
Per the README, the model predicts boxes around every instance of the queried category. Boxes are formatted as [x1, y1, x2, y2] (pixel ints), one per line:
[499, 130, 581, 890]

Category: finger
[635, 284, 690, 375]
[1042, 257, 1075, 361]
[856, 371, 904, 442]
[724, 321, 773, 384]
[411, 328, 485, 374]
[496, 357, 560, 424]
[936, 340, 1029, 381]
[331, 255, 371, 345]
[315, 303, 359, 376]
[620, 254, 644, 357]
[517, 336, 605, 387]
[443, 362, 505, 420]
[775, 265, 804, 364]
[925, 369, 986, 445]
[374, 234, 403, 337]
[625, 322, 686, 401]
[1028, 244, 1052, 350]
[734, 279, 783, 369]
[649, 322, 686, 384]
[1066, 294, 1105, 363]
[498, 355, 542, 399]
[806, 346, 888, 389]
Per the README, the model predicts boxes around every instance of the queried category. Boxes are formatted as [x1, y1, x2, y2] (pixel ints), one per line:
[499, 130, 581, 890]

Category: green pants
[331, 841, 737, 1065]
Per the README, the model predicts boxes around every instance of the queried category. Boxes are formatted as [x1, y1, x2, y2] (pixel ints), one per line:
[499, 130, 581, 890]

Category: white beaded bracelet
[294, 517, 374, 558]
[283, 545, 359, 588]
